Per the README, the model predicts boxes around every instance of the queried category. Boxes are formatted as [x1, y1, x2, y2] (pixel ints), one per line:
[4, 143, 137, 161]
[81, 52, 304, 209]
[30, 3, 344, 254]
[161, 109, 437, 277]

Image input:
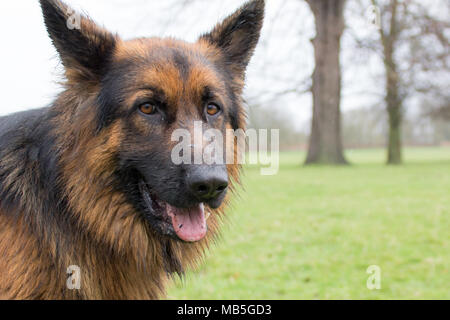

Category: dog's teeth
[206, 211, 211, 221]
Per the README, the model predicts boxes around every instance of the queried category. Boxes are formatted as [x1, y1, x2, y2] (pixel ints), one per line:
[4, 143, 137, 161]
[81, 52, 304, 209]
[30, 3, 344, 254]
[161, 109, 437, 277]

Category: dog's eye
[139, 103, 157, 115]
[206, 104, 221, 117]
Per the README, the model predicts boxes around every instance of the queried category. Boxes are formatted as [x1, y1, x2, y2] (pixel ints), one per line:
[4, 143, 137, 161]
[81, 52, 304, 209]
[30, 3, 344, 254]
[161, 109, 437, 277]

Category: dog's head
[40, 0, 264, 244]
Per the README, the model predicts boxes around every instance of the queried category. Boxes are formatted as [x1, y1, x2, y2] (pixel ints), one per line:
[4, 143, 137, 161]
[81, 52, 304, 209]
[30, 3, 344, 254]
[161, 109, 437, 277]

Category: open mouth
[138, 180, 207, 242]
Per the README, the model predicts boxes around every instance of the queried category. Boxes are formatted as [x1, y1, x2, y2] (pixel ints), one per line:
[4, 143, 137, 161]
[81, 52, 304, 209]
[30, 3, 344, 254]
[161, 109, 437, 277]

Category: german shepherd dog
[0, 0, 263, 299]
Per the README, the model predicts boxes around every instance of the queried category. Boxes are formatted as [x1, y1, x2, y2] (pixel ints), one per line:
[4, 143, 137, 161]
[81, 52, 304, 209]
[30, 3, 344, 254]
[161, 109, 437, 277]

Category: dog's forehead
[112, 38, 225, 101]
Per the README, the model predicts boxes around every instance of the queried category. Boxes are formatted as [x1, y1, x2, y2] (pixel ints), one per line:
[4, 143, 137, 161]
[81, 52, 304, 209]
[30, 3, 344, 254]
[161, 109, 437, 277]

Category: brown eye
[206, 104, 221, 116]
[139, 103, 156, 115]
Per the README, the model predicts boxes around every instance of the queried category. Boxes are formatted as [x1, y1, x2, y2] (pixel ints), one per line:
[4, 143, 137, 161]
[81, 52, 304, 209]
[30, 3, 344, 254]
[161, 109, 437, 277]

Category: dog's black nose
[187, 166, 229, 202]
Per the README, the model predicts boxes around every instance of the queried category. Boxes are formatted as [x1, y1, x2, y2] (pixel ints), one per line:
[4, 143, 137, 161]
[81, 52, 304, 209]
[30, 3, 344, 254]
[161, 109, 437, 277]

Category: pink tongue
[167, 204, 207, 242]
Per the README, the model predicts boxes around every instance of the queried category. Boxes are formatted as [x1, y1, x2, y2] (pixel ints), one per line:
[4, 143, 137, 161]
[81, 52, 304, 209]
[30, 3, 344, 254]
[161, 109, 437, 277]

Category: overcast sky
[0, 0, 446, 130]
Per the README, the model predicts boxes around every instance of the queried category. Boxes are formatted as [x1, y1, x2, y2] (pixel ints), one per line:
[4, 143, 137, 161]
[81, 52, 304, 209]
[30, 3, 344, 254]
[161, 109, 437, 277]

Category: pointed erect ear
[200, 0, 265, 79]
[40, 0, 117, 81]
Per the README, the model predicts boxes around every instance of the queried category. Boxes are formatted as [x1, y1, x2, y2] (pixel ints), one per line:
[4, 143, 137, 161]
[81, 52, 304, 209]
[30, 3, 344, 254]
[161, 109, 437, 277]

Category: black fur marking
[172, 50, 191, 82]
[162, 241, 184, 275]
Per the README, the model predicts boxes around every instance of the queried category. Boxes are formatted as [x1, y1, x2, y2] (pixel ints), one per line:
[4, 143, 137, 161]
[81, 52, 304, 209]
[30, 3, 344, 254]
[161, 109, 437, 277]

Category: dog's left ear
[200, 0, 265, 80]
[40, 0, 117, 82]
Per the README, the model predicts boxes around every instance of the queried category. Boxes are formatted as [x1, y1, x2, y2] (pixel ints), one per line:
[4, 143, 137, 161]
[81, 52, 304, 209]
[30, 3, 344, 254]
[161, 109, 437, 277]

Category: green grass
[167, 147, 450, 300]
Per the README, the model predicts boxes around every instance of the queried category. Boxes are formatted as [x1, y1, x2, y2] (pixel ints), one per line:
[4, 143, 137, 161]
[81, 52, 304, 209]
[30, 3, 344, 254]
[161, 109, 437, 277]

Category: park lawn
[167, 147, 450, 300]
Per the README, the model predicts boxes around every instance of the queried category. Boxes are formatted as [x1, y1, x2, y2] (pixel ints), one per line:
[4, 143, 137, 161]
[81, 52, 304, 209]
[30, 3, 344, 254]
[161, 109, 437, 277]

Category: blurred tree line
[249, 103, 450, 150]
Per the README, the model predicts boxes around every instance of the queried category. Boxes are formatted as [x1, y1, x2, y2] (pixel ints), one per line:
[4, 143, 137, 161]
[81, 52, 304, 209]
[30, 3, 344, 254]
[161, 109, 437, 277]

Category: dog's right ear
[200, 0, 265, 81]
[40, 0, 117, 82]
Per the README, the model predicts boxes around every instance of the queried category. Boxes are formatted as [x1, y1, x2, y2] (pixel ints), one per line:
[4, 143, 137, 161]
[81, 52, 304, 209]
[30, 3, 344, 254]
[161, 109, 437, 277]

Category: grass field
[167, 147, 450, 300]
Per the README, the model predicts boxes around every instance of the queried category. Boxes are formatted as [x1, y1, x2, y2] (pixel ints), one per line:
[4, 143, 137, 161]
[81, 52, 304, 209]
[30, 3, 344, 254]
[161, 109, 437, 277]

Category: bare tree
[377, 0, 403, 163]
[364, 0, 449, 164]
[305, 0, 348, 164]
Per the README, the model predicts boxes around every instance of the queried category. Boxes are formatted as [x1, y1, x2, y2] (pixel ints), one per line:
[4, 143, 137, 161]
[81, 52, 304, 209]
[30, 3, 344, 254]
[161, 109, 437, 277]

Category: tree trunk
[381, 0, 402, 164]
[305, 0, 348, 165]
[386, 66, 402, 164]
